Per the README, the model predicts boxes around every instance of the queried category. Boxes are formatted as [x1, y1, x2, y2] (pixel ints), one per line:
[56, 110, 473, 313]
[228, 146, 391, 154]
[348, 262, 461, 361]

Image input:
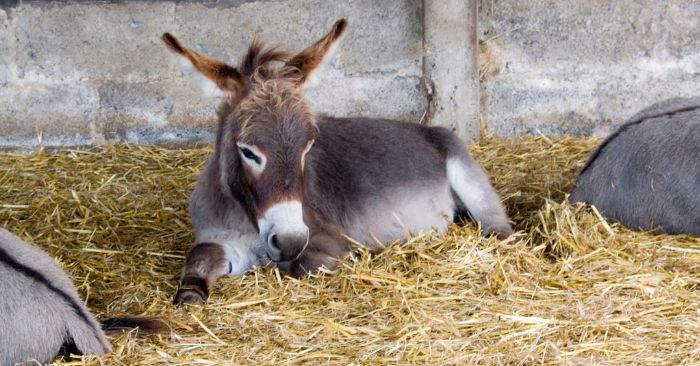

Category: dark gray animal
[571, 97, 700, 236]
[161, 19, 513, 305]
[0, 228, 166, 365]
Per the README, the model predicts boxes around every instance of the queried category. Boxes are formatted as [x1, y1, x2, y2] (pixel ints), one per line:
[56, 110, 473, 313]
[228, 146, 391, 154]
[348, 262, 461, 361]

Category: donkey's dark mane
[240, 39, 291, 76]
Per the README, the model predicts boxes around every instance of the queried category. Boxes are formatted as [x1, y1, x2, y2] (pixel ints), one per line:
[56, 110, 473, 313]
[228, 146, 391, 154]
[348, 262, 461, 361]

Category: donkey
[161, 19, 513, 305]
[571, 97, 700, 236]
[0, 228, 167, 365]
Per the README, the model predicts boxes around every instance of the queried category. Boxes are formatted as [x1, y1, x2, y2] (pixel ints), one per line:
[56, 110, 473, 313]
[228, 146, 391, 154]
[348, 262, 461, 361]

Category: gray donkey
[571, 97, 700, 236]
[161, 19, 513, 305]
[0, 228, 166, 365]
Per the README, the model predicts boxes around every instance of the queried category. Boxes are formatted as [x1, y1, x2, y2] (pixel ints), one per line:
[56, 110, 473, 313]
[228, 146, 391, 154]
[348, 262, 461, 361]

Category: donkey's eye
[236, 143, 266, 173]
[239, 147, 261, 164]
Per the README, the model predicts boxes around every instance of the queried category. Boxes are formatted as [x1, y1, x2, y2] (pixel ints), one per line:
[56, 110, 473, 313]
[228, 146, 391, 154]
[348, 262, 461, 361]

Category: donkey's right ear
[286, 19, 348, 86]
[161, 33, 244, 98]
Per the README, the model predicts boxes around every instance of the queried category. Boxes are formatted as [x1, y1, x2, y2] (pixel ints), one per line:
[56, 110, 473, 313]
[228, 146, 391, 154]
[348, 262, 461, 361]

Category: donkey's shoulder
[626, 97, 700, 125]
[577, 98, 700, 177]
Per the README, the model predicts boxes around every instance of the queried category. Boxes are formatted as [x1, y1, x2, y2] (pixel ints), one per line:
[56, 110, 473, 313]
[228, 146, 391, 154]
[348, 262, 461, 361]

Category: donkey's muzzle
[258, 200, 309, 262]
[265, 229, 309, 262]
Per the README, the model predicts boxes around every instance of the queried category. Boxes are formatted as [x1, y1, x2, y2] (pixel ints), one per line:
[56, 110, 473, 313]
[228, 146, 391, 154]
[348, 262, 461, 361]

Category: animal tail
[101, 316, 170, 336]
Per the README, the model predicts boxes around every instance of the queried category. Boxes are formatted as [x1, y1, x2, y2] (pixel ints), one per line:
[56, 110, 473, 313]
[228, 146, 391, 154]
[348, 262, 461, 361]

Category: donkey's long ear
[161, 33, 244, 98]
[286, 19, 348, 85]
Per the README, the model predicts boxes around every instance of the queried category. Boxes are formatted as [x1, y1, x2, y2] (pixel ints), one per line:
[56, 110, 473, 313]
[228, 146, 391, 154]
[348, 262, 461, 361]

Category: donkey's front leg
[174, 242, 230, 305]
[174, 233, 263, 305]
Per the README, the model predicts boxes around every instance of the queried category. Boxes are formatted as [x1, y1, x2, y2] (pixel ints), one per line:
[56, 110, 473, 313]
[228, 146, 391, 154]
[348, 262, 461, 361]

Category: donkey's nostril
[268, 233, 280, 251]
[265, 230, 309, 262]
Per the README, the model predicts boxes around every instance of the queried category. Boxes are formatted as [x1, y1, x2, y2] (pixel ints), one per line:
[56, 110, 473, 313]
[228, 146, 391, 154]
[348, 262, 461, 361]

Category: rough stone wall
[479, 0, 700, 136]
[2, 1, 699, 148]
[0, 0, 424, 148]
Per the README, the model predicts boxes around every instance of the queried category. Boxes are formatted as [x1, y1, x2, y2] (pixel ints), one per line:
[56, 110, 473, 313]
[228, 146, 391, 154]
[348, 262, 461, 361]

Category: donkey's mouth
[260, 225, 310, 263]
[265, 250, 305, 263]
[263, 247, 286, 263]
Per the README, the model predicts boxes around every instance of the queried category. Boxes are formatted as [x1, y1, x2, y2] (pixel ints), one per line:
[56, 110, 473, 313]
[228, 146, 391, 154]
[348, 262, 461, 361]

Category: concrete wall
[479, 0, 700, 136]
[0, 0, 425, 147]
[424, 0, 480, 142]
[1, 1, 699, 148]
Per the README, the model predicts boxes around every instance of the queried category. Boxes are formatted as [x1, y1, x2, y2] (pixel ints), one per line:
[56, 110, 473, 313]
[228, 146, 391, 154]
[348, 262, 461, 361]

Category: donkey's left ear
[161, 33, 245, 99]
[286, 19, 348, 85]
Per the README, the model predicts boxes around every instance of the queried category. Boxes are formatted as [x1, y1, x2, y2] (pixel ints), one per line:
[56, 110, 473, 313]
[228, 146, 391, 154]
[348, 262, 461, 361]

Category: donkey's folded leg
[446, 154, 514, 239]
[175, 232, 264, 305]
[174, 242, 229, 305]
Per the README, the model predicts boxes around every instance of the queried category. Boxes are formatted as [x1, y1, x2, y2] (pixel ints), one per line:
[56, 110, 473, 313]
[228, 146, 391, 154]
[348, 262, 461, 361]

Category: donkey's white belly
[344, 182, 454, 248]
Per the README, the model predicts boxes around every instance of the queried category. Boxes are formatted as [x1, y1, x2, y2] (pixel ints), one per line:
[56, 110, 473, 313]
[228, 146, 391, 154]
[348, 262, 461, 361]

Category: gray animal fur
[0, 228, 111, 365]
[571, 97, 700, 236]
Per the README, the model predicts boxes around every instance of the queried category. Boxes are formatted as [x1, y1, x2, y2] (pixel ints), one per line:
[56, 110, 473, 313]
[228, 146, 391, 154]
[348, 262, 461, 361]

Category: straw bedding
[0, 136, 697, 365]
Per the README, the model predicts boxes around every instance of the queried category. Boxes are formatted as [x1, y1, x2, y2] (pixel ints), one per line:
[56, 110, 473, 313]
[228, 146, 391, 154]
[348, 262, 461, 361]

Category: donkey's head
[162, 20, 347, 262]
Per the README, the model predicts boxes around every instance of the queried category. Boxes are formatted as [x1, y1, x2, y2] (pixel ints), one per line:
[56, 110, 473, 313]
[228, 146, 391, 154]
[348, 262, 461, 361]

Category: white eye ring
[236, 143, 266, 174]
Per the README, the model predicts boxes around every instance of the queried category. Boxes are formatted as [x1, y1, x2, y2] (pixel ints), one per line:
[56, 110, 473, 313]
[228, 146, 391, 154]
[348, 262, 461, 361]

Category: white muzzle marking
[257, 200, 309, 258]
[258, 201, 306, 235]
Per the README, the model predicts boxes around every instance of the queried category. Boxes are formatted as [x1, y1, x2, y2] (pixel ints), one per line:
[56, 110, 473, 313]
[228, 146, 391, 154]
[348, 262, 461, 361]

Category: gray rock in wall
[479, 0, 700, 136]
[0, 0, 425, 148]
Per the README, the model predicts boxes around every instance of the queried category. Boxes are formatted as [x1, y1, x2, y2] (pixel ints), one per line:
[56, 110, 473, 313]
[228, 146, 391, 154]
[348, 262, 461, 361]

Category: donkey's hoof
[484, 225, 514, 240]
[174, 288, 206, 305]
[174, 276, 209, 305]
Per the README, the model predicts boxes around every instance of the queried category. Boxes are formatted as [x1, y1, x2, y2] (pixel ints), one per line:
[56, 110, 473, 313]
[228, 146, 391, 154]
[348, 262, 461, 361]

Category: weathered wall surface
[0, 0, 424, 147]
[2, 1, 700, 148]
[479, 0, 700, 136]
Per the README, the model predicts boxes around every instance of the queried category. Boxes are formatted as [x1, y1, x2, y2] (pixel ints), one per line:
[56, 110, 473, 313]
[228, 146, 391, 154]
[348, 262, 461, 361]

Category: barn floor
[0, 136, 698, 365]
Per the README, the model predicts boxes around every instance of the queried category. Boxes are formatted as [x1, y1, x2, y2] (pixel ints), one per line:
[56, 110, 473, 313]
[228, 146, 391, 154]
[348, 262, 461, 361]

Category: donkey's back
[307, 116, 511, 245]
[0, 228, 167, 364]
[571, 97, 700, 235]
[0, 228, 110, 365]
